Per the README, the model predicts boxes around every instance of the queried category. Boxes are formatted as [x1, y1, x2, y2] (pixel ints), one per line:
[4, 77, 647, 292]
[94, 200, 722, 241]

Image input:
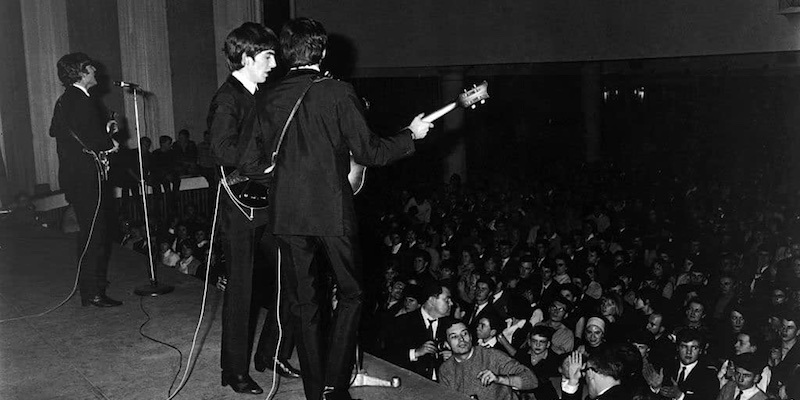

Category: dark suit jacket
[206, 74, 270, 228]
[661, 360, 719, 400]
[562, 384, 629, 400]
[384, 309, 449, 379]
[49, 85, 114, 203]
[464, 301, 499, 329]
[259, 70, 414, 236]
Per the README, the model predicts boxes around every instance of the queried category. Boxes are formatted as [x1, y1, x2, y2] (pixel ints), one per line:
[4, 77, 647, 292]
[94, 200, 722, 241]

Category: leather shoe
[81, 294, 122, 307]
[255, 357, 301, 379]
[221, 372, 263, 395]
[322, 386, 358, 400]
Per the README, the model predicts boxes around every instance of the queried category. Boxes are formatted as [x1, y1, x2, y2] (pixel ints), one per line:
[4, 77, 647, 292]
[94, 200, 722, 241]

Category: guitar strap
[266, 74, 332, 173]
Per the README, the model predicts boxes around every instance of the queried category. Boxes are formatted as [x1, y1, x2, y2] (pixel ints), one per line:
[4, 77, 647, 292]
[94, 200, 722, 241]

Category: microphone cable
[165, 180, 222, 400]
[0, 158, 104, 324]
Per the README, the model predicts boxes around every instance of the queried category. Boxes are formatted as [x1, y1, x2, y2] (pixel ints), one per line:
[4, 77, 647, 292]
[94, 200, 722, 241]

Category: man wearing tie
[385, 283, 454, 380]
[647, 329, 719, 399]
[716, 353, 768, 400]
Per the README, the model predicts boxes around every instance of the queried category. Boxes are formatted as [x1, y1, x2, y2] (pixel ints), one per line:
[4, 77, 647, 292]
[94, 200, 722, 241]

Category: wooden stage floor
[0, 225, 468, 400]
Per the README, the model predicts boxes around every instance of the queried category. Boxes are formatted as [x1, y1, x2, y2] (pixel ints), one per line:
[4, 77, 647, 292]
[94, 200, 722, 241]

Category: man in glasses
[560, 348, 627, 399]
[534, 295, 575, 355]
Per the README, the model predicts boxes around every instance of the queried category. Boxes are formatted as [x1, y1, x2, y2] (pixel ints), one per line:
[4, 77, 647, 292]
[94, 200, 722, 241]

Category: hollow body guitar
[348, 81, 489, 194]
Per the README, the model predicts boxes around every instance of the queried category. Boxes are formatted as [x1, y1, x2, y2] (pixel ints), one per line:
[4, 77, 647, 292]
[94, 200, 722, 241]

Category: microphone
[113, 80, 140, 88]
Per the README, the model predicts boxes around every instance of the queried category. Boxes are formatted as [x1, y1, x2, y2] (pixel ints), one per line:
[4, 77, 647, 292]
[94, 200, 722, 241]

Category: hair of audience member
[676, 327, 705, 348]
[280, 17, 327, 68]
[421, 281, 448, 301]
[483, 314, 506, 333]
[586, 345, 627, 382]
[559, 283, 582, 299]
[610, 342, 644, 383]
[223, 22, 278, 72]
[529, 325, 555, 341]
[475, 274, 496, 293]
[404, 283, 426, 304]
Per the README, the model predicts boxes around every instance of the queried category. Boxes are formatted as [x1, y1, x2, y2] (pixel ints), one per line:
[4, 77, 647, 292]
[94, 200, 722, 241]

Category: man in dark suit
[464, 275, 498, 331]
[385, 283, 454, 380]
[208, 22, 295, 395]
[49, 52, 121, 308]
[560, 349, 629, 400]
[646, 329, 719, 400]
[257, 18, 432, 400]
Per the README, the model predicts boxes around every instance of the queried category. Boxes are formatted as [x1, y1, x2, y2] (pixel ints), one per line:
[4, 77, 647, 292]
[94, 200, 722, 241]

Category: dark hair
[676, 328, 705, 347]
[223, 22, 278, 72]
[404, 284, 426, 303]
[481, 314, 505, 332]
[737, 329, 764, 350]
[421, 282, 447, 302]
[57, 52, 94, 86]
[280, 17, 327, 68]
[529, 325, 555, 341]
[476, 275, 496, 293]
[586, 346, 626, 381]
[732, 353, 763, 375]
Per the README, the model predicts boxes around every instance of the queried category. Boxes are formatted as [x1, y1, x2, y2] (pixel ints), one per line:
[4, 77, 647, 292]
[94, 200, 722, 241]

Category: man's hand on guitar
[409, 113, 433, 140]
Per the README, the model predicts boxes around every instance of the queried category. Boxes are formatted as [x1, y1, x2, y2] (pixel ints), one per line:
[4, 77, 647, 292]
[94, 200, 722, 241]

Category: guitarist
[256, 17, 433, 400]
[208, 23, 297, 395]
[49, 52, 121, 308]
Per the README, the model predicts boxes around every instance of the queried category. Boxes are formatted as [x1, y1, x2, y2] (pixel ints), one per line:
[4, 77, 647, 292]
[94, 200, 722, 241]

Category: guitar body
[219, 166, 270, 210]
[349, 157, 367, 195]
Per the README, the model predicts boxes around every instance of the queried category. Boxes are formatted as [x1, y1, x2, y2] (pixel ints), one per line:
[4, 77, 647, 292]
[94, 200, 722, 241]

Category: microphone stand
[124, 84, 174, 297]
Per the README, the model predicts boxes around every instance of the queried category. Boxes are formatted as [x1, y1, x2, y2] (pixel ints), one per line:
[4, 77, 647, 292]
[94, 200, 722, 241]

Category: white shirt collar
[231, 70, 258, 95]
[493, 290, 504, 302]
[290, 64, 321, 72]
[738, 385, 762, 400]
[72, 83, 90, 97]
[678, 360, 699, 380]
[478, 336, 498, 348]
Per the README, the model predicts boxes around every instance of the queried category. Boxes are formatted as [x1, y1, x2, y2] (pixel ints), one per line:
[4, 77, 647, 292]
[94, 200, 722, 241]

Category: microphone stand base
[134, 281, 175, 297]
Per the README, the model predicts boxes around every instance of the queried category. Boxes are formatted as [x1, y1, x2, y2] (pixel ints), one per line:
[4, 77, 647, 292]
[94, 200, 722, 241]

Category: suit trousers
[69, 181, 113, 300]
[220, 210, 280, 374]
[276, 234, 363, 400]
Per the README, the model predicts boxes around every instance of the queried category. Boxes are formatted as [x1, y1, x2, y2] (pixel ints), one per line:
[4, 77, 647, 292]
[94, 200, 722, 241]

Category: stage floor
[0, 225, 468, 400]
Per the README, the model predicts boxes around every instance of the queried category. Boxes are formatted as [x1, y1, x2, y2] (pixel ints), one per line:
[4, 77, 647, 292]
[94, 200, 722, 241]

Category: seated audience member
[490, 273, 512, 320]
[644, 329, 719, 400]
[717, 329, 771, 393]
[646, 311, 675, 369]
[408, 249, 436, 288]
[173, 129, 198, 176]
[560, 283, 588, 338]
[629, 329, 656, 365]
[560, 348, 628, 399]
[672, 298, 712, 347]
[464, 275, 499, 331]
[439, 320, 538, 400]
[770, 310, 800, 394]
[498, 296, 534, 356]
[716, 353, 768, 400]
[384, 283, 454, 380]
[399, 283, 425, 317]
[577, 316, 608, 357]
[158, 239, 179, 268]
[515, 325, 562, 400]
[177, 241, 201, 276]
[535, 262, 559, 306]
[476, 315, 508, 353]
[553, 254, 572, 284]
[535, 295, 576, 355]
[149, 135, 181, 197]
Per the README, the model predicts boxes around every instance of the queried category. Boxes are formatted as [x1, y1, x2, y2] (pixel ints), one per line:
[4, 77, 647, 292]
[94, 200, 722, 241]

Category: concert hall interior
[3, 1, 800, 400]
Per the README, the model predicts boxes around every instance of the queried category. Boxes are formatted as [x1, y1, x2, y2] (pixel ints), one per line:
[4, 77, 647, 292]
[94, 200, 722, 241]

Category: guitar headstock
[457, 81, 489, 109]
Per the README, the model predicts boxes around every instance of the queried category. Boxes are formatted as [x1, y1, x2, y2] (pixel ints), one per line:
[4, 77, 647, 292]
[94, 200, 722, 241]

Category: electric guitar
[348, 81, 489, 194]
[219, 165, 269, 210]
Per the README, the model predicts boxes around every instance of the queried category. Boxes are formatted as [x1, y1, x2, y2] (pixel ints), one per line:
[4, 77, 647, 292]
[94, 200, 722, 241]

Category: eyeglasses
[580, 366, 598, 374]
[549, 305, 566, 312]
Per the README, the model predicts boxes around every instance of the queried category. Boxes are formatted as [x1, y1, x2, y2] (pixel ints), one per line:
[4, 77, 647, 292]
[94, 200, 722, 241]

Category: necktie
[427, 318, 437, 340]
[677, 366, 686, 385]
[733, 390, 742, 400]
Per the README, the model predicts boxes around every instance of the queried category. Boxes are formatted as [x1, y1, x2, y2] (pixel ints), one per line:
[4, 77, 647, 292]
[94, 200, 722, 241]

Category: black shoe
[255, 357, 301, 379]
[81, 294, 123, 307]
[221, 372, 263, 395]
[322, 386, 358, 400]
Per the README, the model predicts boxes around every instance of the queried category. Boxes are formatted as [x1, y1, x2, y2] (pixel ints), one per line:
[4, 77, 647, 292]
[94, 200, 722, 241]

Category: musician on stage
[257, 17, 433, 400]
[208, 22, 298, 395]
[49, 52, 121, 308]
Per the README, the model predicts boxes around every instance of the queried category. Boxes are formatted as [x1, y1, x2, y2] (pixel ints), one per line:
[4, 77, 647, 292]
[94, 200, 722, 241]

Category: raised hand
[642, 360, 664, 390]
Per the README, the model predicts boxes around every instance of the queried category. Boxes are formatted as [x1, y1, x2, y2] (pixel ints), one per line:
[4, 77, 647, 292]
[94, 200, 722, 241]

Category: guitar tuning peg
[480, 100, 485, 105]
[471, 105, 476, 109]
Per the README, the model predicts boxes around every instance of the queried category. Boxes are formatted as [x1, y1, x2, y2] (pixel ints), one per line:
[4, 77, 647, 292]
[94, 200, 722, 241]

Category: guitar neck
[422, 102, 458, 123]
